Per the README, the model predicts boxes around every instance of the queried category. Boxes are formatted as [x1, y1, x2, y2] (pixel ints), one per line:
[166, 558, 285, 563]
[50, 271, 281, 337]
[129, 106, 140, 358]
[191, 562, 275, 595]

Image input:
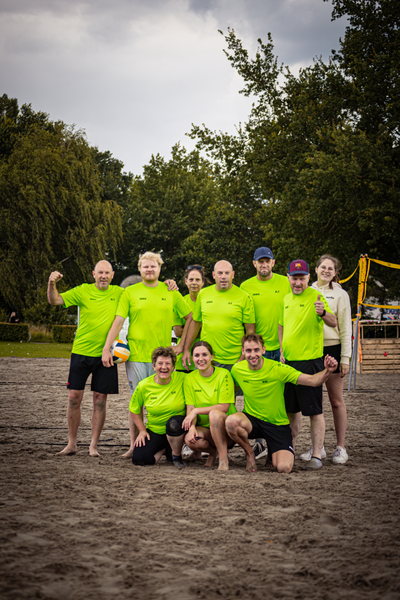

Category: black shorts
[131, 415, 185, 466]
[324, 344, 341, 374]
[67, 353, 118, 395]
[284, 357, 324, 416]
[244, 413, 294, 456]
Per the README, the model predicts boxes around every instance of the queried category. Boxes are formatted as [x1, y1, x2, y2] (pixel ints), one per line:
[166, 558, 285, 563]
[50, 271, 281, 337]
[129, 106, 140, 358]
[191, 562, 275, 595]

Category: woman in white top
[300, 254, 352, 464]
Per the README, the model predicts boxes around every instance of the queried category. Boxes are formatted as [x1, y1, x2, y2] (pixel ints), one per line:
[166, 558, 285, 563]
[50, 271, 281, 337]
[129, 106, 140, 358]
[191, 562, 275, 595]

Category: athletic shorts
[131, 415, 185, 466]
[125, 362, 155, 395]
[324, 344, 341, 374]
[284, 357, 324, 416]
[67, 353, 118, 395]
[244, 413, 294, 456]
[263, 348, 281, 362]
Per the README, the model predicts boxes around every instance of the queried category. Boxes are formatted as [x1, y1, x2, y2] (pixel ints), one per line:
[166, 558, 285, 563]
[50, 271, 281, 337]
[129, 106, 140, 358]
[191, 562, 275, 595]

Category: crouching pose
[226, 334, 338, 473]
[182, 341, 237, 469]
[130, 347, 187, 469]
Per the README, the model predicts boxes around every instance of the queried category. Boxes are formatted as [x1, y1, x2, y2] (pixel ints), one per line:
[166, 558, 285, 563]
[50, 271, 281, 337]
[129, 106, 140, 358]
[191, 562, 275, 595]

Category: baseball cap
[253, 247, 274, 261]
[287, 259, 310, 276]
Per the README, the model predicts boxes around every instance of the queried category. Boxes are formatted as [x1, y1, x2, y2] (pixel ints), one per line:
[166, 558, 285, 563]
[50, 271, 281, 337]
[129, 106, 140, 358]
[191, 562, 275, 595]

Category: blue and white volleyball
[110, 339, 130, 364]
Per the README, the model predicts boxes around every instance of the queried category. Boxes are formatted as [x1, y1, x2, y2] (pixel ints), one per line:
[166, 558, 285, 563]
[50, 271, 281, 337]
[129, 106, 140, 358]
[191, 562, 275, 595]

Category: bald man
[47, 260, 125, 457]
[182, 260, 255, 371]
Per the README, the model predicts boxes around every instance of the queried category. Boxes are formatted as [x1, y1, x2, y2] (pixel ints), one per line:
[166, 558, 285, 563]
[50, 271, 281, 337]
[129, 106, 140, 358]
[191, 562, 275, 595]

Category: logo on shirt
[194, 389, 202, 393]
[206, 301, 213, 304]
[275, 290, 281, 294]
[139, 298, 147, 301]
[170, 390, 176, 394]
[253, 293, 260, 296]
[228, 302, 232, 305]
[161, 298, 167, 301]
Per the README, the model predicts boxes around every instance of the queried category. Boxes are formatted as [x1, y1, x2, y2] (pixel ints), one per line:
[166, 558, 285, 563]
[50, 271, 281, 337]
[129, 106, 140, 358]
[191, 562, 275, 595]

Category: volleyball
[110, 339, 130, 364]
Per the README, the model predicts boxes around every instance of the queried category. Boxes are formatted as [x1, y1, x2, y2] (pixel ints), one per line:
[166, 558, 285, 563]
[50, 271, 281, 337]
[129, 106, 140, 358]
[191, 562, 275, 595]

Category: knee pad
[166, 415, 184, 437]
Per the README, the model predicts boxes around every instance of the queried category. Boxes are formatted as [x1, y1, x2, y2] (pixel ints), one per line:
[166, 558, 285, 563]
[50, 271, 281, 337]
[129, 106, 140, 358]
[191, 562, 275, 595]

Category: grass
[0, 341, 72, 359]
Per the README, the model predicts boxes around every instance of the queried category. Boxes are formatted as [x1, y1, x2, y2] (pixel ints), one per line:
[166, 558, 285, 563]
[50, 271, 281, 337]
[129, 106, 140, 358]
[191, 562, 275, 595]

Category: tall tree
[0, 99, 122, 313]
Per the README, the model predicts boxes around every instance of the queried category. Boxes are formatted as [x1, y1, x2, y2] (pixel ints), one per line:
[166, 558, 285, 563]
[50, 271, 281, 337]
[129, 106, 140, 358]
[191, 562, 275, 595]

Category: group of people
[47, 246, 352, 472]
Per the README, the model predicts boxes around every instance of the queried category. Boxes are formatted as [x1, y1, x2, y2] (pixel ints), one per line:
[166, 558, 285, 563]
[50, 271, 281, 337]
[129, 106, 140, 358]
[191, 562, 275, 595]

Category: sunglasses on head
[187, 265, 203, 271]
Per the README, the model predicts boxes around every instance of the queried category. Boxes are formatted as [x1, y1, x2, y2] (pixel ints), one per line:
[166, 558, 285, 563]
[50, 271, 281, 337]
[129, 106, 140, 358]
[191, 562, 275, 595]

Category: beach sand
[1, 357, 399, 600]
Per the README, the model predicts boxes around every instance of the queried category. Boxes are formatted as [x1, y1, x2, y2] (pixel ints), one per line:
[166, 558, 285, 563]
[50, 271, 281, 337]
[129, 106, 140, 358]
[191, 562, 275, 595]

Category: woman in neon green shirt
[130, 347, 187, 468]
[183, 341, 236, 468]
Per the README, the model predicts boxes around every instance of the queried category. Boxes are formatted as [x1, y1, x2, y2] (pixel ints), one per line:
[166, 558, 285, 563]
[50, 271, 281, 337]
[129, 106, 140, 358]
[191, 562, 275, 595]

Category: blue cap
[253, 247, 274, 261]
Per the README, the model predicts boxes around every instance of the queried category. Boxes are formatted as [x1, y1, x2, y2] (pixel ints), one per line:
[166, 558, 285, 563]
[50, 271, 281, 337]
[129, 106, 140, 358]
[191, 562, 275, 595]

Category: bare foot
[89, 446, 100, 457]
[57, 444, 77, 456]
[121, 449, 133, 459]
[246, 455, 257, 472]
[204, 453, 217, 468]
[217, 458, 229, 471]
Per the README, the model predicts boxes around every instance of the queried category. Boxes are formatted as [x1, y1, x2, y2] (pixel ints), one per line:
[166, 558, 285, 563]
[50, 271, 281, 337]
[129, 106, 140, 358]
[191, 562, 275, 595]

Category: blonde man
[102, 252, 192, 458]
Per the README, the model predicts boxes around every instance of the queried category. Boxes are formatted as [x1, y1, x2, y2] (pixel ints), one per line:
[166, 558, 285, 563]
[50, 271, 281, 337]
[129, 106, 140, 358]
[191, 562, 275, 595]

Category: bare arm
[47, 271, 64, 305]
[181, 319, 202, 369]
[278, 324, 285, 363]
[101, 315, 125, 367]
[297, 355, 338, 387]
[131, 412, 150, 447]
[245, 323, 256, 334]
[173, 312, 193, 356]
[173, 324, 184, 338]
[183, 403, 230, 431]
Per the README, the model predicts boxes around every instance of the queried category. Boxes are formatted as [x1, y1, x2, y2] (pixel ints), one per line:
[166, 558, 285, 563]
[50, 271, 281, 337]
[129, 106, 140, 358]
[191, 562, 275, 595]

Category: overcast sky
[1, 0, 347, 176]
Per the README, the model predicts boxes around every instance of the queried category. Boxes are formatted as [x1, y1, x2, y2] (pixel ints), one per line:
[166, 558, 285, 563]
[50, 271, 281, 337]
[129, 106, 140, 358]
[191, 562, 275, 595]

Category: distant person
[241, 246, 291, 459]
[226, 334, 338, 473]
[182, 260, 255, 371]
[130, 347, 187, 469]
[182, 341, 236, 469]
[279, 259, 337, 470]
[300, 255, 352, 465]
[9, 311, 20, 323]
[102, 252, 192, 458]
[47, 260, 124, 457]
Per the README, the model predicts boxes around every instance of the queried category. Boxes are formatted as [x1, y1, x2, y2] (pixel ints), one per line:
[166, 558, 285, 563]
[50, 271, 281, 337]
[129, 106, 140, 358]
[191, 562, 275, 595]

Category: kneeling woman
[130, 347, 187, 468]
[183, 341, 236, 470]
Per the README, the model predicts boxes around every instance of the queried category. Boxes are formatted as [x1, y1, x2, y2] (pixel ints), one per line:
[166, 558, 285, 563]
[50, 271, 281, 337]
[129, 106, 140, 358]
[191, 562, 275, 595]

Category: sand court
[1, 357, 399, 600]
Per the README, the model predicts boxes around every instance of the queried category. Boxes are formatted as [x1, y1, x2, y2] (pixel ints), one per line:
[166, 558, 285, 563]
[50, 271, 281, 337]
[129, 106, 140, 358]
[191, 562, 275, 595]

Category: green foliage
[0, 341, 72, 359]
[189, 3, 400, 305]
[52, 325, 77, 343]
[0, 323, 30, 342]
[116, 144, 219, 283]
[0, 96, 123, 312]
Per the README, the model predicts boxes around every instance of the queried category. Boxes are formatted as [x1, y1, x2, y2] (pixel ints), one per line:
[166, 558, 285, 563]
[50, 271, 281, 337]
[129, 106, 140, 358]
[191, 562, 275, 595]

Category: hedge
[0, 323, 30, 342]
[52, 325, 77, 343]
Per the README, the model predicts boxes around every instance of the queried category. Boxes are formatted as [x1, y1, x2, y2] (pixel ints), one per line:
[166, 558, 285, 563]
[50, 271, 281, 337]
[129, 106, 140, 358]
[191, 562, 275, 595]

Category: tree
[117, 144, 219, 283]
[0, 101, 122, 315]
[188, 1, 400, 303]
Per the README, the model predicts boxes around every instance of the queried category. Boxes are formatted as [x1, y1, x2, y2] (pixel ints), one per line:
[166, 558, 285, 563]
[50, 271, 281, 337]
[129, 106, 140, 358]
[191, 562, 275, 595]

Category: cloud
[0, 0, 347, 174]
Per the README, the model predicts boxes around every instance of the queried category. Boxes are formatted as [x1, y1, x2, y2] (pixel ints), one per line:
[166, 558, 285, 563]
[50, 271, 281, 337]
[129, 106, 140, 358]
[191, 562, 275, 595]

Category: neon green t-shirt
[61, 283, 124, 357]
[116, 282, 190, 362]
[192, 285, 255, 365]
[279, 287, 333, 361]
[174, 295, 199, 371]
[231, 359, 301, 426]
[241, 274, 291, 350]
[183, 367, 237, 428]
[129, 371, 186, 434]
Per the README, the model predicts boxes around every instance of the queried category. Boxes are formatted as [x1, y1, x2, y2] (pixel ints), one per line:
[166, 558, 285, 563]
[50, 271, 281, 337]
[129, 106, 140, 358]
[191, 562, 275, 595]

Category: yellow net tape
[361, 302, 400, 309]
[369, 258, 400, 269]
[339, 261, 359, 284]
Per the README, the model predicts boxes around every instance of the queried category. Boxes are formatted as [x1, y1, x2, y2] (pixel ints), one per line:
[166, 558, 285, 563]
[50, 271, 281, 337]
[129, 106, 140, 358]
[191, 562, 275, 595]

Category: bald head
[93, 260, 114, 290]
[213, 260, 234, 291]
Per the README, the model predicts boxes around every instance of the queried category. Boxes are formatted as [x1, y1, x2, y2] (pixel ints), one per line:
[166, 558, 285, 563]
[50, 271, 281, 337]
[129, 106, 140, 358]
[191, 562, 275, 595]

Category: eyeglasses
[186, 265, 204, 271]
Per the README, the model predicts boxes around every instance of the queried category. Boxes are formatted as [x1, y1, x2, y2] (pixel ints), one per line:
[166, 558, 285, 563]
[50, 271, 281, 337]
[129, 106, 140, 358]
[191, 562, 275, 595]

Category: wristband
[321, 309, 326, 317]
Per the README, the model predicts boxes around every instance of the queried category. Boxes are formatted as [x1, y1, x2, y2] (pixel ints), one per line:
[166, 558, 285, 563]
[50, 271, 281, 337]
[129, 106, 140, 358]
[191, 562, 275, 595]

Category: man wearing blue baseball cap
[279, 259, 337, 470]
[241, 247, 291, 459]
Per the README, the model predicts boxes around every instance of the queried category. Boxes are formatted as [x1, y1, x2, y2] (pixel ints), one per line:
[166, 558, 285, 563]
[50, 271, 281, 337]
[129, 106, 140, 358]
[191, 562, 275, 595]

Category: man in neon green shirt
[102, 252, 192, 458]
[278, 259, 337, 469]
[241, 246, 291, 459]
[226, 334, 338, 473]
[47, 260, 124, 457]
[182, 260, 255, 370]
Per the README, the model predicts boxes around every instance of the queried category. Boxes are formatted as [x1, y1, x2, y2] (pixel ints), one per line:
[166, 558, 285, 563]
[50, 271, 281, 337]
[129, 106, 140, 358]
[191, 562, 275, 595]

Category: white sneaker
[299, 446, 326, 461]
[332, 446, 348, 464]
[253, 440, 268, 460]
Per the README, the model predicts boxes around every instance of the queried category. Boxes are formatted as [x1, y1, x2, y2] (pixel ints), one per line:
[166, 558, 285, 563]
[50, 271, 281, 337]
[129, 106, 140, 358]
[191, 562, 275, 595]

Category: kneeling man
[226, 334, 337, 473]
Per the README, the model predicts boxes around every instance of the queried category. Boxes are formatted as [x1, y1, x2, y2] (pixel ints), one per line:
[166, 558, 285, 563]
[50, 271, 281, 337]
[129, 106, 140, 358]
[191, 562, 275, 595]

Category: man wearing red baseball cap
[279, 259, 337, 469]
